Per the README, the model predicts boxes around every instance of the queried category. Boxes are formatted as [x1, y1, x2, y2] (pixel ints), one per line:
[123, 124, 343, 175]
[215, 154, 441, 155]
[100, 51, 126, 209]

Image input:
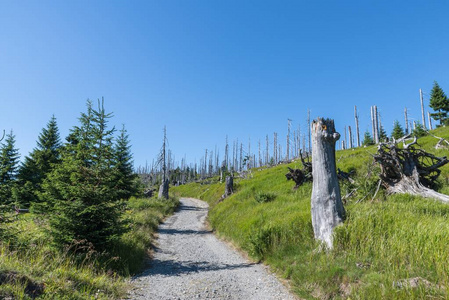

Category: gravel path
[129, 198, 297, 300]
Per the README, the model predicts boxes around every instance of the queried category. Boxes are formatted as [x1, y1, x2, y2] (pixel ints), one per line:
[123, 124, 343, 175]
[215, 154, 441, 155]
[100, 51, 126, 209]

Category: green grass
[173, 128, 449, 299]
[0, 196, 179, 299]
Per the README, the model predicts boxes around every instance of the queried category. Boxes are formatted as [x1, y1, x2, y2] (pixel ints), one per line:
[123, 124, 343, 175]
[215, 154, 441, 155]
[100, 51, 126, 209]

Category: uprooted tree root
[373, 136, 449, 202]
[285, 150, 312, 189]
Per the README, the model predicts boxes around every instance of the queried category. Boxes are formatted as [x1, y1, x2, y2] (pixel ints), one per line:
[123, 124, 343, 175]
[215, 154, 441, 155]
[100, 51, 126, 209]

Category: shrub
[254, 192, 277, 203]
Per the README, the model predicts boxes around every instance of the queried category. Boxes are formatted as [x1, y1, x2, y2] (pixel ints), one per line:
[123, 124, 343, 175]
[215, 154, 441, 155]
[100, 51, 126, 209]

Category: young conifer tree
[17, 115, 61, 205]
[43, 99, 127, 252]
[113, 125, 139, 200]
[362, 130, 374, 146]
[429, 81, 449, 126]
[391, 120, 405, 140]
[379, 125, 388, 142]
[0, 131, 20, 204]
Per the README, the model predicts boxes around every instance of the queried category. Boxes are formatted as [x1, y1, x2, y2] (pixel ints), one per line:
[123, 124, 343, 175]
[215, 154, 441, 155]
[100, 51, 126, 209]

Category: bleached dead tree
[354, 106, 360, 147]
[348, 126, 353, 148]
[158, 126, 169, 199]
[420, 88, 427, 130]
[404, 107, 409, 134]
[311, 118, 346, 249]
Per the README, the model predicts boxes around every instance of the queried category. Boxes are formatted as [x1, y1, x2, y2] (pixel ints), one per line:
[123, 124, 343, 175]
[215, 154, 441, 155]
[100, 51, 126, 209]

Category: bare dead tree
[420, 88, 427, 130]
[265, 135, 269, 165]
[428, 112, 433, 130]
[374, 105, 379, 144]
[273, 132, 278, 164]
[156, 126, 169, 199]
[348, 126, 353, 148]
[355, 106, 360, 147]
[287, 119, 291, 161]
[239, 143, 243, 172]
[307, 109, 311, 153]
[404, 107, 409, 134]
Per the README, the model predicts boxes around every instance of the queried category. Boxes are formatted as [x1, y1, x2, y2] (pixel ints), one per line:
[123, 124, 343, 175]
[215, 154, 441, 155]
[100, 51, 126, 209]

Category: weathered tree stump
[374, 136, 449, 202]
[311, 118, 346, 249]
[158, 179, 169, 199]
[223, 176, 234, 198]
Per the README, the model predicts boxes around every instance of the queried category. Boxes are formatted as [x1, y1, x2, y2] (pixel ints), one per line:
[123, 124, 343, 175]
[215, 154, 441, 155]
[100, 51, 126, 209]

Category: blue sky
[1, 1, 449, 168]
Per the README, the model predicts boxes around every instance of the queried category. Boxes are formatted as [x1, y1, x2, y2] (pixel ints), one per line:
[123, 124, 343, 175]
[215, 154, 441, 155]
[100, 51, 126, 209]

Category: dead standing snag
[311, 118, 346, 249]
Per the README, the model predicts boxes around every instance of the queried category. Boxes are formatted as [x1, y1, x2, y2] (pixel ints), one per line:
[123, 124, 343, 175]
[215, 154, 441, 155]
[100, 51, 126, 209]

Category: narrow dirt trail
[129, 198, 297, 300]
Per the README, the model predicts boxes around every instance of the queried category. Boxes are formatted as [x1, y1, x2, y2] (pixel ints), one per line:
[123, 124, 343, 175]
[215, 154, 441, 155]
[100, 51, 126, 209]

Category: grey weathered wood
[374, 105, 379, 144]
[404, 107, 409, 134]
[311, 118, 346, 249]
[428, 111, 433, 130]
[348, 126, 353, 148]
[354, 106, 360, 147]
[158, 178, 169, 199]
[223, 176, 234, 198]
[420, 88, 427, 130]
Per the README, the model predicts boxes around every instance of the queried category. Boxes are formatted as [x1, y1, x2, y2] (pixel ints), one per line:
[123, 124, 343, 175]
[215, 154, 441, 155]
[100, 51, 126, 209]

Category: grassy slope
[0, 196, 178, 299]
[173, 127, 449, 299]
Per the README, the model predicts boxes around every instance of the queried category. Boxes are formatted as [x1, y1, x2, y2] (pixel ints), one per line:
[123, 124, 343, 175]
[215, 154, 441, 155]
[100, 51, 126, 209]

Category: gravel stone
[129, 198, 297, 300]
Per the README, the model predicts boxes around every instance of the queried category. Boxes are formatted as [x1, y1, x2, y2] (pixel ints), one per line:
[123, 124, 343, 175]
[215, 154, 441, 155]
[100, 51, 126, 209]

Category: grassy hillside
[173, 127, 449, 299]
[0, 196, 178, 299]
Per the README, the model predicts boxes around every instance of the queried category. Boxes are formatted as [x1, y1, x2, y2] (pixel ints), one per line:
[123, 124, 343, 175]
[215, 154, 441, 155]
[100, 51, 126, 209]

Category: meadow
[0, 196, 178, 299]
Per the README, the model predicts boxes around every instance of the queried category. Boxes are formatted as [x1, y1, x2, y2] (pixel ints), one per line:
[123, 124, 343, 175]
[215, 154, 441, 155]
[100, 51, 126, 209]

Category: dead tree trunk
[374, 137, 449, 202]
[223, 176, 234, 198]
[158, 178, 169, 199]
[354, 106, 360, 147]
[311, 118, 346, 249]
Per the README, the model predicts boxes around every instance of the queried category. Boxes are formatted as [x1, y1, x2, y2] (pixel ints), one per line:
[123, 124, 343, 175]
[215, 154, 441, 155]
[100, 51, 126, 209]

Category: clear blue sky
[1, 1, 449, 168]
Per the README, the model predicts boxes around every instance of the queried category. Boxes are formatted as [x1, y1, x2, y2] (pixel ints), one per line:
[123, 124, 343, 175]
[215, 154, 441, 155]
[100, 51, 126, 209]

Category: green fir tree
[113, 125, 139, 200]
[0, 131, 20, 204]
[17, 115, 61, 206]
[429, 81, 449, 126]
[379, 125, 388, 142]
[43, 99, 128, 252]
[412, 122, 427, 137]
[362, 130, 374, 146]
[391, 120, 405, 140]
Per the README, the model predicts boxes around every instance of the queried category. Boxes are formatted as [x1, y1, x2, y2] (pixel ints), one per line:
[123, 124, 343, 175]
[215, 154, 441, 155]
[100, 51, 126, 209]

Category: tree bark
[311, 118, 346, 249]
[223, 176, 234, 198]
[158, 178, 169, 199]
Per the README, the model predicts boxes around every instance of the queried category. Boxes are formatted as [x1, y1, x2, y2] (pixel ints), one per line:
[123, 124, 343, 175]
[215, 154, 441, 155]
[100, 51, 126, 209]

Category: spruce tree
[391, 120, 405, 140]
[0, 131, 20, 204]
[362, 130, 374, 146]
[43, 100, 127, 252]
[17, 115, 61, 205]
[113, 125, 139, 200]
[429, 81, 449, 126]
[412, 122, 427, 137]
[379, 125, 388, 142]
